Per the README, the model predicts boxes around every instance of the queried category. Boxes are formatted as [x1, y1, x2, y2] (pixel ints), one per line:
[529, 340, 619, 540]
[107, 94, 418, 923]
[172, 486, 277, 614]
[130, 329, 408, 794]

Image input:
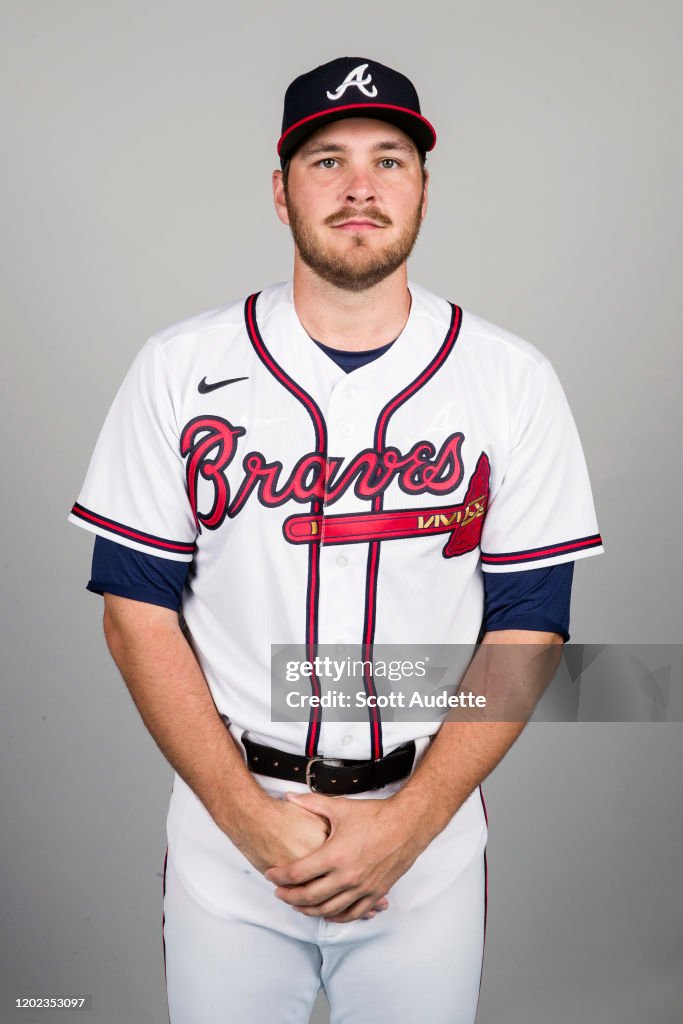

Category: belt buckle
[305, 756, 344, 792]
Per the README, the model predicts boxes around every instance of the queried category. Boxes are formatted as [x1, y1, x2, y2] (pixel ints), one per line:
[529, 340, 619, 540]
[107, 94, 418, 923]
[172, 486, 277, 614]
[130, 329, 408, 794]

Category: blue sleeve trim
[483, 562, 574, 642]
[87, 536, 190, 611]
[86, 580, 181, 612]
[483, 613, 569, 642]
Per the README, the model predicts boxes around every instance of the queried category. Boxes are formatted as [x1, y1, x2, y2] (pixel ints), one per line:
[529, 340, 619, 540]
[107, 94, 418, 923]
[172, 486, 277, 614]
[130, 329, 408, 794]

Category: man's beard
[285, 193, 424, 293]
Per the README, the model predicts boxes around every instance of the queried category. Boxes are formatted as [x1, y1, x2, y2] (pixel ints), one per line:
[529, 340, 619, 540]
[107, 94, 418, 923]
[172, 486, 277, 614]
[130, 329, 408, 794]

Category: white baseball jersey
[69, 280, 603, 757]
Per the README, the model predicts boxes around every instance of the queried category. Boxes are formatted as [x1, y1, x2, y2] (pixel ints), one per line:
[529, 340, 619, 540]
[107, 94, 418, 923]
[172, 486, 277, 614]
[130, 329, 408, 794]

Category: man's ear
[420, 167, 430, 222]
[273, 169, 290, 226]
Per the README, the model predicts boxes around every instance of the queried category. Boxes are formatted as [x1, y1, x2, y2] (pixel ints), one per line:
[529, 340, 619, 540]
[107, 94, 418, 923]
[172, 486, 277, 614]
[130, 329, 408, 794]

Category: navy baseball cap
[278, 57, 437, 164]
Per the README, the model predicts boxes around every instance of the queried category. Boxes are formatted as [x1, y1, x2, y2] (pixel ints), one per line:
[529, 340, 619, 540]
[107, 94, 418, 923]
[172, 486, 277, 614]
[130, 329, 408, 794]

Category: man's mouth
[332, 219, 385, 231]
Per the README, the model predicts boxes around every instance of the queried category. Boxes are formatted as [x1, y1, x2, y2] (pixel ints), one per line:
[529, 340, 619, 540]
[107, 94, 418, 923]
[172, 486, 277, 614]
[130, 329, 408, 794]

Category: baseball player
[69, 57, 603, 1024]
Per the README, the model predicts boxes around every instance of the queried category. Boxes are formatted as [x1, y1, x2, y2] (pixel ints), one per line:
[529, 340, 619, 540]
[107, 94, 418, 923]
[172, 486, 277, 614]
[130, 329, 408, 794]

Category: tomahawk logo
[326, 63, 378, 100]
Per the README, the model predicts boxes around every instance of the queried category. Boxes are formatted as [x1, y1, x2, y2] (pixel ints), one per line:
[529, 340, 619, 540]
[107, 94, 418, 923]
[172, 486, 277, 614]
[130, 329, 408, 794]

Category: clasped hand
[264, 791, 423, 924]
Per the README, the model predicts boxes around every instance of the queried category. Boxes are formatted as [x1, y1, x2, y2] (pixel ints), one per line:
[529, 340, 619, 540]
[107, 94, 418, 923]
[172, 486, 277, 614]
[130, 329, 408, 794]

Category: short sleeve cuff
[69, 503, 196, 563]
[481, 533, 603, 573]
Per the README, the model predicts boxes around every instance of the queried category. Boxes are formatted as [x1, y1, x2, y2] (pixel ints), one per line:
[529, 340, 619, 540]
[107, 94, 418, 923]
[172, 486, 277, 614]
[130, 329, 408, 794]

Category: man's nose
[343, 167, 376, 204]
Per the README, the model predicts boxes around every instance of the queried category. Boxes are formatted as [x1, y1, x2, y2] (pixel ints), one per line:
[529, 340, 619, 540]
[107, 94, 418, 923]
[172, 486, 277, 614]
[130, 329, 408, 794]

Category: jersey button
[336, 554, 348, 568]
[341, 735, 354, 747]
[344, 388, 357, 400]
[342, 423, 355, 437]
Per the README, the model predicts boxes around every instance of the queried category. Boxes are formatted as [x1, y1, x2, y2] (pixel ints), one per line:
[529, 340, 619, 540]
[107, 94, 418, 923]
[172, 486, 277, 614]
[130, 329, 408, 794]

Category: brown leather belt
[242, 735, 416, 794]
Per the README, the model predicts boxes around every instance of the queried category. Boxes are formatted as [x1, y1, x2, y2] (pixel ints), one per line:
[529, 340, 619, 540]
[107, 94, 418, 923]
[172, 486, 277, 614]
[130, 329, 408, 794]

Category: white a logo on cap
[326, 63, 378, 100]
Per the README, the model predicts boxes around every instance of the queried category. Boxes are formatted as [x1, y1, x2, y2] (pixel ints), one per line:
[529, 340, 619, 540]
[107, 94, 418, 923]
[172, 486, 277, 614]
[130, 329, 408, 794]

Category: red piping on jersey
[244, 293, 326, 757]
[277, 103, 437, 155]
[481, 533, 603, 565]
[245, 296, 326, 451]
[362, 303, 463, 760]
[70, 503, 196, 554]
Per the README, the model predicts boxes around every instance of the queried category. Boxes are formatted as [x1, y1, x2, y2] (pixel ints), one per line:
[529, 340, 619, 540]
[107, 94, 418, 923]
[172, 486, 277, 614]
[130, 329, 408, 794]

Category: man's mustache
[325, 207, 393, 227]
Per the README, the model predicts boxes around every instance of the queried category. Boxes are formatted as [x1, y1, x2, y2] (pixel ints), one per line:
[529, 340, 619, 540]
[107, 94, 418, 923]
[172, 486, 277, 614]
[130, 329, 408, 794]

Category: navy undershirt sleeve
[482, 562, 574, 641]
[88, 535, 190, 611]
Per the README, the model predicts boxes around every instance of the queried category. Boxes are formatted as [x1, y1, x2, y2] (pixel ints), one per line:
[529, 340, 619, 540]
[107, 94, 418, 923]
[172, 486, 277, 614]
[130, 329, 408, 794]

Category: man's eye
[319, 158, 338, 169]
[379, 159, 399, 169]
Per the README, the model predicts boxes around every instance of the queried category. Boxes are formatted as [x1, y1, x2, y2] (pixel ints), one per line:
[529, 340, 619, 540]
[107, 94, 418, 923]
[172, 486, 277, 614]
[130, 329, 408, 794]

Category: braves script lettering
[180, 415, 490, 556]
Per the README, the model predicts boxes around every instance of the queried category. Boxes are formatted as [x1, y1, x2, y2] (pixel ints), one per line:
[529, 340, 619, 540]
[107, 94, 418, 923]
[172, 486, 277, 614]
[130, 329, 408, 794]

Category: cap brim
[278, 103, 437, 162]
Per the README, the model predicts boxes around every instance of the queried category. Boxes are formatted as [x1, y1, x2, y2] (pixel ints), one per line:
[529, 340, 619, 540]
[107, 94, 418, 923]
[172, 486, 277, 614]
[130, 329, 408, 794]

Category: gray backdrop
[2, 1, 681, 1022]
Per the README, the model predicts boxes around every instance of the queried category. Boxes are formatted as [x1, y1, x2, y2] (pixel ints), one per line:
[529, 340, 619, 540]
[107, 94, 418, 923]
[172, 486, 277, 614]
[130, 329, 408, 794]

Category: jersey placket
[316, 376, 381, 762]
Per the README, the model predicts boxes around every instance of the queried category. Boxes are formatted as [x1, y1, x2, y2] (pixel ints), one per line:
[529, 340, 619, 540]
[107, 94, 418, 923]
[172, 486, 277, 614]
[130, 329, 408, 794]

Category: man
[69, 57, 603, 1023]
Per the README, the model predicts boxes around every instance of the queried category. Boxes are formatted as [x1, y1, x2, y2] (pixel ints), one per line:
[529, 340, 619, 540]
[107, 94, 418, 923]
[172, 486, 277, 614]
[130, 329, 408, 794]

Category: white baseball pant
[161, 768, 488, 1024]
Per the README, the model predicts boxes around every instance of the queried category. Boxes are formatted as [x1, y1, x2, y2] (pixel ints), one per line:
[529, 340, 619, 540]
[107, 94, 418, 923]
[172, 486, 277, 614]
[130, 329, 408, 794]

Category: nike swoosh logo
[198, 375, 249, 394]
